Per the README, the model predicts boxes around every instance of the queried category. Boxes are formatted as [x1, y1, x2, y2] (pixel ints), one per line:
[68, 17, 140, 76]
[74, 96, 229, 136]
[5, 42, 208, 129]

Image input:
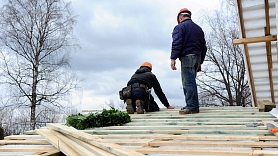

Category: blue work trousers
[180, 54, 201, 111]
[131, 89, 159, 112]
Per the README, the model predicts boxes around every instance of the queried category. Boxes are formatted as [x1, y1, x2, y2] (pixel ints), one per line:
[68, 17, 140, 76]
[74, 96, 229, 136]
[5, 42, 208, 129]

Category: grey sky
[68, 0, 220, 110]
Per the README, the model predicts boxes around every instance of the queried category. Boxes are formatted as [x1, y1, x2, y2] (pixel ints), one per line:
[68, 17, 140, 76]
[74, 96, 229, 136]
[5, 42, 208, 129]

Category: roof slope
[234, 0, 278, 107]
[1, 107, 278, 155]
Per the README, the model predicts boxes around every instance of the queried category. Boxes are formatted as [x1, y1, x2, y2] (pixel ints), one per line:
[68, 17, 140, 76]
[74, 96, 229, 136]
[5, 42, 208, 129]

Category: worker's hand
[197, 65, 201, 72]
[171, 60, 176, 70]
[167, 105, 175, 109]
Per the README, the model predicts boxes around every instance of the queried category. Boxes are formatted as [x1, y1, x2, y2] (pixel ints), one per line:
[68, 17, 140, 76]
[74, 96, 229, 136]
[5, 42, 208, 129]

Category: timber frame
[1, 107, 278, 155]
[234, 0, 278, 107]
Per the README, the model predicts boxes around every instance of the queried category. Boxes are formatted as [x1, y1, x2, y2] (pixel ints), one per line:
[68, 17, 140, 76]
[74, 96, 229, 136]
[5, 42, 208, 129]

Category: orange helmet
[141, 62, 152, 70]
[177, 8, 191, 24]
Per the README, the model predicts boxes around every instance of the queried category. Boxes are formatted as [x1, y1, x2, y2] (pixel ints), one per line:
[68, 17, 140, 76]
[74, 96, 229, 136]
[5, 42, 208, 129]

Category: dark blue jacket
[171, 19, 207, 64]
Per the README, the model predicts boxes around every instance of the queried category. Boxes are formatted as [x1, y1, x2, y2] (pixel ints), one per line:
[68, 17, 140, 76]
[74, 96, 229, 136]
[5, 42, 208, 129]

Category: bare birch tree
[0, 0, 79, 130]
[197, 2, 251, 106]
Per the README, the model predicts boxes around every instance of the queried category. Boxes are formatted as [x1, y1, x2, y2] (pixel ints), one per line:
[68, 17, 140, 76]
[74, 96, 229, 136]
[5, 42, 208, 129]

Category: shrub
[66, 108, 131, 130]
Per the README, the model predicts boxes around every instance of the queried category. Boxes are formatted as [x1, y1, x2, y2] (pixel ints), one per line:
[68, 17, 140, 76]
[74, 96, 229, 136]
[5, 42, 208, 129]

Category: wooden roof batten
[1, 107, 278, 155]
[233, 0, 277, 107]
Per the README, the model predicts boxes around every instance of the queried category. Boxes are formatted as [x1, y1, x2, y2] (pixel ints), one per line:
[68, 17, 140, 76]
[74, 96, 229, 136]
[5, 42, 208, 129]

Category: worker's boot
[179, 108, 199, 114]
[135, 100, 144, 114]
[125, 99, 134, 114]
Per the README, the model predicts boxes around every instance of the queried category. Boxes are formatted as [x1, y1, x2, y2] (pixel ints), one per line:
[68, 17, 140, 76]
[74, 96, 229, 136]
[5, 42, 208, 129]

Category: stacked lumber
[0, 107, 278, 155]
[0, 134, 59, 155]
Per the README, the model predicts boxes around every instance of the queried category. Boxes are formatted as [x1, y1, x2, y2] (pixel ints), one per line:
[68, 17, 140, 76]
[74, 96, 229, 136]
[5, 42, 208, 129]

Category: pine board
[0, 107, 278, 156]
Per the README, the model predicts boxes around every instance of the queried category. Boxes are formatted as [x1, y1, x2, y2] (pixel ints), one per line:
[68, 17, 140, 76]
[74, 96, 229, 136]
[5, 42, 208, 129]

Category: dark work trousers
[131, 88, 160, 112]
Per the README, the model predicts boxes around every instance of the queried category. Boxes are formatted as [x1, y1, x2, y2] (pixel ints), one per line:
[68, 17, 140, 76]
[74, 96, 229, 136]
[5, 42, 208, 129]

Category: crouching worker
[124, 62, 174, 114]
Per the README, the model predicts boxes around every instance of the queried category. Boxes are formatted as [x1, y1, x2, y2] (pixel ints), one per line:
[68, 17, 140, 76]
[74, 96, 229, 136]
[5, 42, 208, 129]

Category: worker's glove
[197, 65, 201, 72]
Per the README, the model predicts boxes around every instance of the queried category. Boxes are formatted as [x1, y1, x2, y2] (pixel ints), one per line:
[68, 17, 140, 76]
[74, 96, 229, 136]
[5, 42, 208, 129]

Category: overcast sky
[68, 0, 220, 111]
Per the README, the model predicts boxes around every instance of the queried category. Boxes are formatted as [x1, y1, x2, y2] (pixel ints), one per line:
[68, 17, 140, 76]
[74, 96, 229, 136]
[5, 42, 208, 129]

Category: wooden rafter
[235, 0, 258, 107]
[264, 0, 275, 104]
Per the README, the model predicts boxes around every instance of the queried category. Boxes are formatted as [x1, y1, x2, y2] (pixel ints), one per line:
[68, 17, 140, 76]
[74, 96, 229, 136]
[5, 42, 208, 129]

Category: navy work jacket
[170, 19, 207, 64]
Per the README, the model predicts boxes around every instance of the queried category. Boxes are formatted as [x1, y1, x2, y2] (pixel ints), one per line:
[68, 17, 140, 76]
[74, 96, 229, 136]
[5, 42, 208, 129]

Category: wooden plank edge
[66, 135, 115, 156]
[136, 148, 278, 155]
[35, 128, 81, 156]
[46, 123, 145, 156]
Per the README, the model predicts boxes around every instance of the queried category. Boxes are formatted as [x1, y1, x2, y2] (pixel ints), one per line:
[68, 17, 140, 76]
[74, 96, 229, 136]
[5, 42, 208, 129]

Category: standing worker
[125, 62, 174, 114]
[170, 8, 207, 114]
